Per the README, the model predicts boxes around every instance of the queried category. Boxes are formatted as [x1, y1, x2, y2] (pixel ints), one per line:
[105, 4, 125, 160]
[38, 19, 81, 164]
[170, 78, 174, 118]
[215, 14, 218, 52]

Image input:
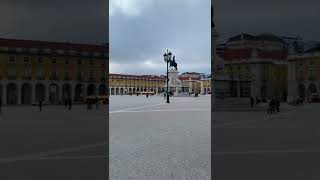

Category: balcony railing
[22, 76, 32, 80]
[36, 76, 45, 80]
[50, 76, 58, 81]
[77, 76, 83, 81]
[7, 75, 16, 80]
[308, 76, 317, 81]
[64, 77, 71, 81]
[297, 77, 304, 81]
[88, 77, 95, 82]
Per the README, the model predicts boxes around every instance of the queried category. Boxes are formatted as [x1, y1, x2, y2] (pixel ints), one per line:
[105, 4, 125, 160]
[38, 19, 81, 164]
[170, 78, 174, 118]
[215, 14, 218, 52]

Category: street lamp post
[163, 50, 172, 103]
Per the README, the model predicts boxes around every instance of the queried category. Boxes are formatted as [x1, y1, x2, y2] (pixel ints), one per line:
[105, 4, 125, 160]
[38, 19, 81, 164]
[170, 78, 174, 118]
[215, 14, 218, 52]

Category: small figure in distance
[0, 97, 2, 114]
[275, 98, 280, 113]
[64, 98, 68, 109]
[250, 96, 254, 108]
[69, 97, 72, 110]
[39, 99, 43, 112]
[96, 96, 99, 110]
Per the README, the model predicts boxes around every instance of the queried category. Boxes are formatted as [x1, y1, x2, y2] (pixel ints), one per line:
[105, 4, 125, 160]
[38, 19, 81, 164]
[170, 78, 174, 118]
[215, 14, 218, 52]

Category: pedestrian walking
[0, 98, 2, 114]
[250, 97, 254, 108]
[276, 99, 280, 113]
[68, 98, 72, 110]
[64, 99, 68, 109]
[39, 99, 43, 112]
[95, 96, 99, 110]
[146, 93, 149, 98]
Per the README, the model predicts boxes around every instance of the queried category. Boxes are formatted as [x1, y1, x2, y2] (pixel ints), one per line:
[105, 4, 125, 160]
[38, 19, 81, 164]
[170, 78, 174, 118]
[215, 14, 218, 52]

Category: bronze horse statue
[169, 56, 178, 70]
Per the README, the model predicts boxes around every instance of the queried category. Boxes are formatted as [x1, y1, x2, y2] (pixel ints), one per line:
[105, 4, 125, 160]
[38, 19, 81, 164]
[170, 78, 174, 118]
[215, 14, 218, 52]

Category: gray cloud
[110, 0, 211, 75]
[0, 0, 108, 44]
[214, 0, 320, 41]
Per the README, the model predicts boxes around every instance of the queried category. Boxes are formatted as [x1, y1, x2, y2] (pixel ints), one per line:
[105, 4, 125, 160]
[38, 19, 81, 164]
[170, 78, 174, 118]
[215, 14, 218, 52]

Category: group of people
[250, 96, 281, 114]
[267, 98, 281, 114]
[64, 98, 73, 110]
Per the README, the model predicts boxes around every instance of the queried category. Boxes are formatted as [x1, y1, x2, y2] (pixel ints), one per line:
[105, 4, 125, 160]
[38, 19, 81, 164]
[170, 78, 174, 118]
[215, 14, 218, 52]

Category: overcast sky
[109, 0, 211, 75]
[0, 0, 108, 44]
[214, 0, 320, 43]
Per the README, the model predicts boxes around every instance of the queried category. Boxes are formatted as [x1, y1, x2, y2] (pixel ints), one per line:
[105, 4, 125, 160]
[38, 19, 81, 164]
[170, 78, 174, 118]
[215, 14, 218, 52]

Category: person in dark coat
[275, 98, 280, 113]
[250, 97, 254, 108]
[68, 98, 72, 110]
[0, 98, 2, 114]
[95, 96, 99, 110]
[39, 99, 43, 112]
[64, 99, 68, 109]
[268, 99, 274, 114]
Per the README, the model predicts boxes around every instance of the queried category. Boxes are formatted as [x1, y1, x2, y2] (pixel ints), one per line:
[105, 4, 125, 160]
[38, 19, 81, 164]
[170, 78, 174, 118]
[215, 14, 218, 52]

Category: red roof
[178, 76, 200, 81]
[222, 48, 288, 61]
[258, 49, 288, 60]
[0, 38, 108, 53]
[110, 73, 164, 80]
[222, 48, 252, 60]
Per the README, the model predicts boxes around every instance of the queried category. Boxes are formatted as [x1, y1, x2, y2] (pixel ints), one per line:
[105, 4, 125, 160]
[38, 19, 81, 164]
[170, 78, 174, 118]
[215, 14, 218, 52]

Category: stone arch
[87, 84, 96, 96]
[49, 83, 60, 104]
[111, 88, 115, 95]
[260, 86, 267, 98]
[74, 84, 84, 102]
[21, 83, 32, 104]
[62, 83, 72, 100]
[7, 83, 17, 105]
[308, 83, 317, 96]
[99, 84, 107, 95]
[297, 84, 306, 97]
[35, 83, 45, 101]
[0, 84, 3, 103]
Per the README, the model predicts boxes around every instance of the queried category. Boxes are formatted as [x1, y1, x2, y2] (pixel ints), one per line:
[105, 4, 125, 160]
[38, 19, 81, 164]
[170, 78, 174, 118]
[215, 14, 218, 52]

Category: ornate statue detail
[169, 56, 178, 70]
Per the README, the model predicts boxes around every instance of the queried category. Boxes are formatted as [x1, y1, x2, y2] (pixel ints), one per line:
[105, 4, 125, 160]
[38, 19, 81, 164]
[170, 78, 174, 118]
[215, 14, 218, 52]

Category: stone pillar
[31, 82, 35, 103]
[46, 83, 50, 104]
[59, 83, 63, 103]
[237, 80, 241, 98]
[70, 83, 74, 102]
[189, 82, 192, 93]
[17, 82, 21, 105]
[287, 61, 296, 102]
[200, 81, 204, 94]
[3, 82, 7, 105]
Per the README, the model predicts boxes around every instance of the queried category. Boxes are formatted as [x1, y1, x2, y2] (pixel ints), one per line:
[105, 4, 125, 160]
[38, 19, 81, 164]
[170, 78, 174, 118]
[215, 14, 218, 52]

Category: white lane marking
[214, 148, 320, 155]
[109, 103, 166, 114]
[0, 142, 107, 164]
[119, 109, 210, 113]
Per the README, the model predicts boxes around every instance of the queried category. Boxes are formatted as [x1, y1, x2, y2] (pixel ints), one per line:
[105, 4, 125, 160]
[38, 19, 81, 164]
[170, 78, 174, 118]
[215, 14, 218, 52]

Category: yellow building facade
[0, 38, 108, 105]
[219, 33, 288, 99]
[109, 74, 166, 95]
[288, 47, 320, 101]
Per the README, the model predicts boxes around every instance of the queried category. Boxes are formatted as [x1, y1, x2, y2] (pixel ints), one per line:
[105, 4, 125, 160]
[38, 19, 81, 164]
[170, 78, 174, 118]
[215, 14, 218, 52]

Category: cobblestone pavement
[213, 103, 320, 180]
[110, 95, 211, 180]
[0, 105, 108, 180]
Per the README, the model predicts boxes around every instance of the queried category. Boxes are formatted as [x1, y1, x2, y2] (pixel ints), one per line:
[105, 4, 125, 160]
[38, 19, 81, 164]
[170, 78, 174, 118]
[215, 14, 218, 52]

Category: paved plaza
[110, 95, 211, 179]
[0, 104, 108, 180]
[213, 103, 320, 180]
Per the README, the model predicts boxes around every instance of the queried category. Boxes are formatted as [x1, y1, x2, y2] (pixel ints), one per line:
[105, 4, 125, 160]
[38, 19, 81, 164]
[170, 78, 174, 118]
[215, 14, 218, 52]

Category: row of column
[0, 81, 105, 105]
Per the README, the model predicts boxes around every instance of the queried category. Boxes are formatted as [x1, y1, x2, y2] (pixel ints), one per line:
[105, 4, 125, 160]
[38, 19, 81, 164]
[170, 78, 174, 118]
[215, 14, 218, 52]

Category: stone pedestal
[164, 69, 183, 95]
